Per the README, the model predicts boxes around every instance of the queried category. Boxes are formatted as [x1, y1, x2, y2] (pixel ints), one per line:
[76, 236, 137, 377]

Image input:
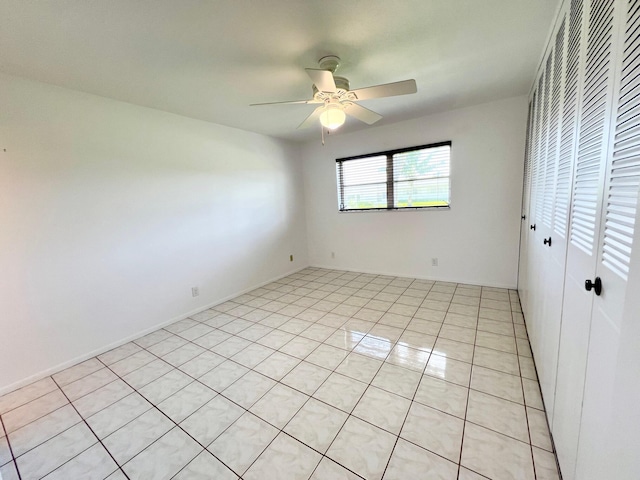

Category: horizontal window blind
[336, 142, 451, 211]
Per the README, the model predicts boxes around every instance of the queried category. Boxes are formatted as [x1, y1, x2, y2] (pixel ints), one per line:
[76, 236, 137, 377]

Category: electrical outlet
[431, 258, 438, 267]
[191, 286, 199, 297]
[290, 254, 294, 262]
[331, 252, 335, 259]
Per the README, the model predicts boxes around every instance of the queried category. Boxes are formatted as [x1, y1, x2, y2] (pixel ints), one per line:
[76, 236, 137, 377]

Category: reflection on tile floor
[0, 268, 560, 479]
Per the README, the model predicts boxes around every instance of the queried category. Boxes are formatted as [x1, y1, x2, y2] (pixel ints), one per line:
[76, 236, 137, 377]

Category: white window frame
[336, 141, 452, 212]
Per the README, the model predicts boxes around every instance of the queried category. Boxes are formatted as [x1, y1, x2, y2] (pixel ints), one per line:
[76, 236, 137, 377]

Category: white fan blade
[344, 103, 382, 125]
[298, 106, 325, 129]
[305, 68, 337, 92]
[250, 99, 322, 106]
[350, 79, 417, 100]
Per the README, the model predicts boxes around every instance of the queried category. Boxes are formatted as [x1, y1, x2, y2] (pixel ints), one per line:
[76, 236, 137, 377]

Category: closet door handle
[585, 277, 602, 296]
[544, 237, 552, 246]
[522, 215, 526, 220]
[530, 224, 536, 231]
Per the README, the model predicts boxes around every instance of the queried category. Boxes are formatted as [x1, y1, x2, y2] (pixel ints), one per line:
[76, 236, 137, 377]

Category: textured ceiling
[0, 0, 559, 142]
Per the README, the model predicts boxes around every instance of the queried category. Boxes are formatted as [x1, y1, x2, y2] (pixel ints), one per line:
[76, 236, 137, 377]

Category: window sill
[338, 205, 451, 213]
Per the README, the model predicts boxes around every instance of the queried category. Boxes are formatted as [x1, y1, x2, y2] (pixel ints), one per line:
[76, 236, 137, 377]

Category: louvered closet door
[552, 0, 619, 478]
[529, 45, 554, 408]
[527, 64, 552, 356]
[575, 0, 640, 477]
[517, 99, 535, 314]
[533, 15, 570, 425]
[522, 84, 544, 330]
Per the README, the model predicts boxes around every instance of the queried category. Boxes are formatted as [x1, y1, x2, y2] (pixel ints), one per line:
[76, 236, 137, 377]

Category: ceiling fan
[250, 56, 417, 131]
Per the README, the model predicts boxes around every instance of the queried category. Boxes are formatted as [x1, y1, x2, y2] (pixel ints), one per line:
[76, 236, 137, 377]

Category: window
[336, 141, 451, 211]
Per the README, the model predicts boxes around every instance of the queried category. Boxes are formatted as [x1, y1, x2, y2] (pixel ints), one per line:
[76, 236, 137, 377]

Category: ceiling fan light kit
[319, 103, 346, 130]
[251, 55, 417, 140]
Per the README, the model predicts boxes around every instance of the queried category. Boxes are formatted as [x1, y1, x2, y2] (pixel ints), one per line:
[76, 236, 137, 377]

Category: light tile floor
[0, 268, 561, 480]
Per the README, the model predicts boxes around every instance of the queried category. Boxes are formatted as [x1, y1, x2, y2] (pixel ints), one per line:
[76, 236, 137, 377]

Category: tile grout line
[517, 295, 560, 480]
[0, 383, 62, 420]
[240, 273, 420, 479]
[48, 375, 131, 480]
[306, 277, 427, 479]
[100, 280, 384, 479]
[454, 283, 481, 480]
[3, 393, 99, 470]
[207, 270, 407, 478]
[454, 287, 518, 480]
[96, 355, 247, 478]
[300, 275, 419, 480]
[224, 278, 529, 475]
[6, 409, 98, 467]
[1, 415, 23, 480]
[153, 346, 327, 479]
[516, 309, 540, 480]
[378, 281, 454, 479]
[2, 400, 80, 453]
[312, 270, 492, 478]
[522, 313, 564, 472]
[95, 347, 266, 478]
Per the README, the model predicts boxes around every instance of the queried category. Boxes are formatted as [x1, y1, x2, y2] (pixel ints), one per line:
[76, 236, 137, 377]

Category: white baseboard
[309, 264, 517, 290]
[0, 265, 309, 397]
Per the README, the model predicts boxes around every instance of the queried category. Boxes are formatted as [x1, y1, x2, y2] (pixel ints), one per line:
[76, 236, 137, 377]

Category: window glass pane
[393, 146, 450, 181]
[394, 178, 450, 207]
[343, 183, 387, 209]
[336, 143, 451, 211]
[393, 145, 450, 207]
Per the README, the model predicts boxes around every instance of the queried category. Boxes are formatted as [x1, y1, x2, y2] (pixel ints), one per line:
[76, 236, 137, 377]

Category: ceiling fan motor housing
[312, 76, 350, 97]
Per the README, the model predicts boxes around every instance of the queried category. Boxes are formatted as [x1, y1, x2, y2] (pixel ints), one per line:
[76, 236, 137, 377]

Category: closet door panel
[553, 0, 617, 479]
[518, 100, 536, 313]
[536, 18, 569, 424]
[576, 0, 640, 477]
[529, 61, 552, 360]
[524, 84, 545, 342]
[582, 193, 640, 480]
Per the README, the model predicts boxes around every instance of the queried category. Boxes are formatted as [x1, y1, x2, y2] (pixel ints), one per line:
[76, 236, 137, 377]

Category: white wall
[302, 96, 527, 288]
[0, 73, 308, 393]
